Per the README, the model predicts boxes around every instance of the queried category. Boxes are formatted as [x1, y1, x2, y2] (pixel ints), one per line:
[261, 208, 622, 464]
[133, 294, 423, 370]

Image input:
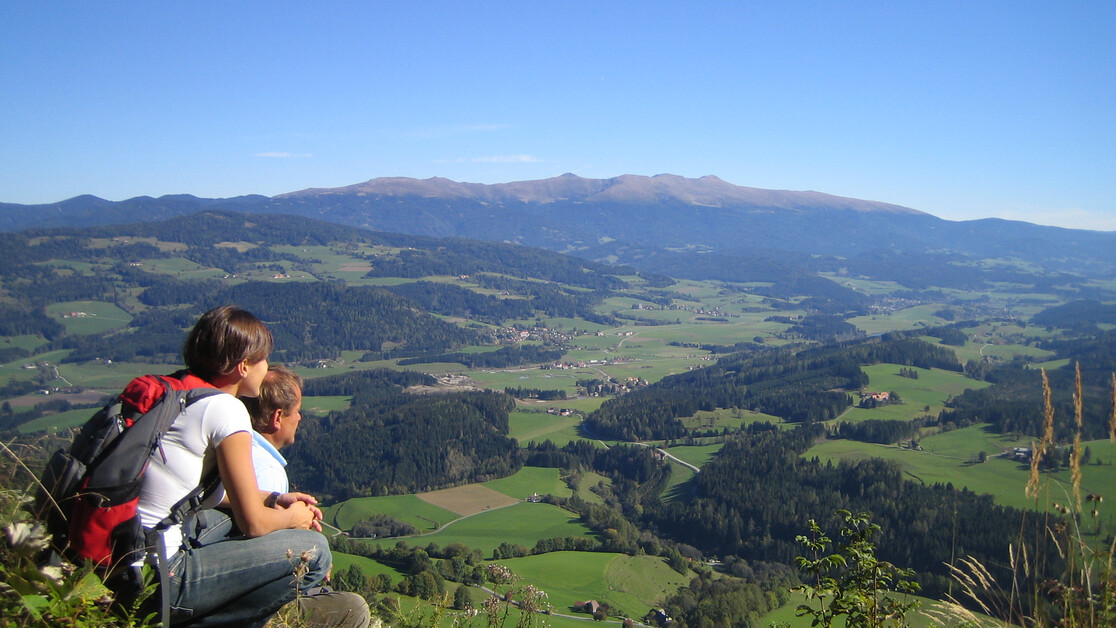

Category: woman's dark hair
[183, 305, 273, 381]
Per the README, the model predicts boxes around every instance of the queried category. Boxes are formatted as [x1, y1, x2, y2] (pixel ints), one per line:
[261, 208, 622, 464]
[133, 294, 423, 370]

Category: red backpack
[35, 371, 223, 617]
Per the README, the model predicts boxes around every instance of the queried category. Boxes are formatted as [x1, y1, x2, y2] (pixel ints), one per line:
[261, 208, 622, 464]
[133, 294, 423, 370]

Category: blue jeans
[163, 511, 332, 627]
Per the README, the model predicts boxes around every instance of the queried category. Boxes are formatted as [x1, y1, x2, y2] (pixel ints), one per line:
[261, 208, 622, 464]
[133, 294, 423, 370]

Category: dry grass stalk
[1027, 369, 1056, 499]
[1071, 363, 1084, 510]
[1109, 373, 1116, 442]
[922, 600, 983, 627]
[954, 558, 995, 611]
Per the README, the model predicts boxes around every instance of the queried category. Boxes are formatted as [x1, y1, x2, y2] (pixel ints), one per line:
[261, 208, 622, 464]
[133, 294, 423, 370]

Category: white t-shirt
[251, 430, 290, 494]
[137, 393, 251, 554]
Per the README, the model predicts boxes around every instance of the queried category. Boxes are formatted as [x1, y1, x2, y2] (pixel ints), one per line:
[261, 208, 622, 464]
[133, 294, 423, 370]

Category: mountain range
[3, 173, 1113, 278]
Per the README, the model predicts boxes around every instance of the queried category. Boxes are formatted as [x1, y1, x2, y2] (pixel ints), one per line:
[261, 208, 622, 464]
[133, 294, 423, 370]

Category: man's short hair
[183, 305, 273, 381]
[247, 364, 304, 431]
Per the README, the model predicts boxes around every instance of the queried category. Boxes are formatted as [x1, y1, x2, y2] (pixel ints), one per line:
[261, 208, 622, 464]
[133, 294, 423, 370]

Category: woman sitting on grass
[137, 305, 331, 627]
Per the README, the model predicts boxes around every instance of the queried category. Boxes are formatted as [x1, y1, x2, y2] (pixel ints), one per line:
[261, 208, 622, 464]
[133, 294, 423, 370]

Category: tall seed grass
[937, 364, 1116, 627]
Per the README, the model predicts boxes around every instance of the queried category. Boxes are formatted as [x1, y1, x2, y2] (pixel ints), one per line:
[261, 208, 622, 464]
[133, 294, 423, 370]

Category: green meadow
[538, 317, 614, 334]
[661, 467, 696, 503]
[484, 466, 572, 500]
[678, 407, 783, 431]
[327, 467, 580, 546]
[821, 274, 908, 297]
[571, 471, 610, 504]
[271, 244, 377, 282]
[331, 552, 409, 582]
[835, 364, 990, 424]
[140, 256, 227, 279]
[493, 552, 690, 619]
[17, 407, 97, 433]
[535, 396, 606, 414]
[508, 410, 585, 446]
[45, 301, 133, 335]
[663, 443, 723, 469]
[467, 369, 582, 395]
[35, 259, 101, 274]
[593, 359, 701, 385]
[355, 502, 595, 556]
[622, 320, 780, 347]
[55, 361, 158, 390]
[940, 320, 1057, 365]
[300, 395, 352, 414]
[655, 443, 722, 502]
[326, 495, 458, 533]
[806, 426, 1116, 536]
[1, 334, 49, 354]
[848, 305, 954, 335]
[390, 599, 595, 628]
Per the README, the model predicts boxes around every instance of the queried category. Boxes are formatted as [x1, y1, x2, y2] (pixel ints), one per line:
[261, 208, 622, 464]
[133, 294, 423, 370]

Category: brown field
[339, 263, 372, 272]
[417, 484, 519, 516]
[215, 241, 258, 252]
[9, 390, 109, 408]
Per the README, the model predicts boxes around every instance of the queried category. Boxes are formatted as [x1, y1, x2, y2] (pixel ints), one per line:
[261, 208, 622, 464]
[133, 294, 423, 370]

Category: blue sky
[2, 2, 1113, 230]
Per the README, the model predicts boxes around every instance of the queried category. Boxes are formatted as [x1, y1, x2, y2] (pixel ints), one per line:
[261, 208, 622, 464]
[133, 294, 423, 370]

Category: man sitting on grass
[244, 365, 371, 628]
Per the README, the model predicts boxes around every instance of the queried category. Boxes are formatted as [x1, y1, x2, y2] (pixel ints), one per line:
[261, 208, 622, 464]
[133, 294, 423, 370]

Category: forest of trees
[942, 330, 1116, 439]
[397, 345, 565, 369]
[660, 564, 798, 628]
[362, 236, 632, 291]
[1031, 299, 1116, 332]
[647, 424, 1055, 600]
[585, 334, 961, 440]
[383, 280, 534, 324]
[833, 418, 921, 444]
[0, 211, 634, 368]
[50, 281, 483, 364]
[285, 371, 520, 500]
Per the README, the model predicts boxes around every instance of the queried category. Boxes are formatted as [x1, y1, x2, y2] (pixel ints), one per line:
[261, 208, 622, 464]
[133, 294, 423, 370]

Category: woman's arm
[217, 431, 316, 537]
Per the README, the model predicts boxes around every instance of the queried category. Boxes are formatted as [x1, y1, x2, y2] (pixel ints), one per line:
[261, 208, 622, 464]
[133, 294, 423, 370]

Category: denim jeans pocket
[182, 509, 235, 548]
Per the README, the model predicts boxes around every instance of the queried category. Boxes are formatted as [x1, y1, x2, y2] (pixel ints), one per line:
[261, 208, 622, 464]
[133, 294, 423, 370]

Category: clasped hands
[273, 491, 324, 532]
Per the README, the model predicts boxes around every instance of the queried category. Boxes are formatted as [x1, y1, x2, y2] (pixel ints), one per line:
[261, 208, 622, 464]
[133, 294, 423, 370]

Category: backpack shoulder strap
[141, 373, 223, 628]
[150, 465, 222, 628]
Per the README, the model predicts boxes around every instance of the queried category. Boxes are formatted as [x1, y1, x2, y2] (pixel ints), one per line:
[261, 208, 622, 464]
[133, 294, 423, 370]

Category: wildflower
[486, 563, 518, 585]
[5, 521, 51, 556]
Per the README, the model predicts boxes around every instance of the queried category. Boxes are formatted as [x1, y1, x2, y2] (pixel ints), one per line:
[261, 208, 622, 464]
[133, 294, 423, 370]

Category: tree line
[585, 334, 960, 440]
[647, 424, 1056, 602]
[285, 370, 520, 500]
[397, 345, 565, 369]
[943, 329, 1116, 440]
[362, 236, 632, 291]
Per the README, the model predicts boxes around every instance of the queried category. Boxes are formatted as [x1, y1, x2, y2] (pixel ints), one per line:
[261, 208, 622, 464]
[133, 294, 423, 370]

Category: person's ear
[269, 408, 284, 431]
[236, 359, 250, 377]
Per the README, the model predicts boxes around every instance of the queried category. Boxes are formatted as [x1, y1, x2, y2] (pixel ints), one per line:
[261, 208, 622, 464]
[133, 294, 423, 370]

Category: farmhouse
[574, 600, 600, 614]
[858, 391, 892, 408]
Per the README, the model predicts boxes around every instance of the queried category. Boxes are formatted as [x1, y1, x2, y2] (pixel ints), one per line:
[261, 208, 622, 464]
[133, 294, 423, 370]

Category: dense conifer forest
[286, 371, 520, 499]
[585, 335, 961, 440]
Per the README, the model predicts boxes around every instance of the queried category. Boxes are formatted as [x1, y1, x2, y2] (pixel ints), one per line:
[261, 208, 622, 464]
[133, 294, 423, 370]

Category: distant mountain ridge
[2, 173, 1113, 278]
[279, 173, 925, 215]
